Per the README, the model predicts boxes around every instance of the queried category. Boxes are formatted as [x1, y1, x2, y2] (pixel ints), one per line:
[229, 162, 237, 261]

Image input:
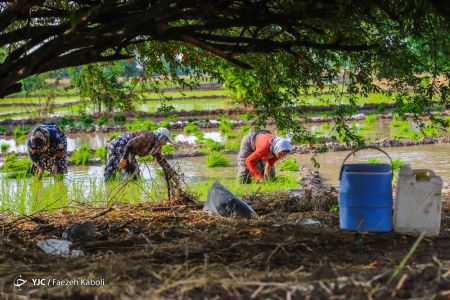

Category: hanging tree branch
[0, 0, 448, 97]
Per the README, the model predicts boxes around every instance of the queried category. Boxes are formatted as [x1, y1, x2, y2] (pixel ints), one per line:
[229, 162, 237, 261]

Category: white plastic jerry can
[393, 164, 443, 237]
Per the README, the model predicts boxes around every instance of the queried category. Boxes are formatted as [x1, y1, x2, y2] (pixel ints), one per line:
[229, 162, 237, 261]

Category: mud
[1, 106, 447, 130]
[0, 187, 449, 299]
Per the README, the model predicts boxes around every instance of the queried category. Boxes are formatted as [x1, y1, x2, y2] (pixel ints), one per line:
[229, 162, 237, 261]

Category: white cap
[155, 127, 174, 144]
[271, 137, 292, 155]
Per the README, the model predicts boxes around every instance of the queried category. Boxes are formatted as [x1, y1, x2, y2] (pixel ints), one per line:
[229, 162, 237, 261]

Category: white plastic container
[393, 164, 443, 237]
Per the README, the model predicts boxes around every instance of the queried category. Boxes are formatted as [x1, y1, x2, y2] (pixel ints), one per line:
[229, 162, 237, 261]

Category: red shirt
[245, 133, 279, 180]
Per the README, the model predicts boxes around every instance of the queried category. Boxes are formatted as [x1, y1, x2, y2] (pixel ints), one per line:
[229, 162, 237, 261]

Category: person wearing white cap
[237, 130, 292, 183]
[104, 127, 173, 181]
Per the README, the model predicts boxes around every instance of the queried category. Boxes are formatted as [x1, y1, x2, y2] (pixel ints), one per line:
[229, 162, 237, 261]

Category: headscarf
[29, 127, 50, 149]
[270, 137, 292, 155]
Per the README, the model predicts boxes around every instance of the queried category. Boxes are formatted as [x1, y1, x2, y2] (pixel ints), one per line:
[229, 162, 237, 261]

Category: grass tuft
[94, 147, 107, 163]
[0, 154, 32, 172]
[71, 145, 91, 165]
[1, 143, 10, 153]
[206, 152, 231, 168]
[279, 157, 300, 171]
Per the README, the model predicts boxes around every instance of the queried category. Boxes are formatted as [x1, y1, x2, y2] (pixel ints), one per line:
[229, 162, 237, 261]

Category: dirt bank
[2, 106, 447, 130]
[0, 178, 449, 299]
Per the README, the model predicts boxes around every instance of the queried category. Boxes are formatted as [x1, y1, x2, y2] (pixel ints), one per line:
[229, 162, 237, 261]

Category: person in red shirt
[237, 130, 292, 183]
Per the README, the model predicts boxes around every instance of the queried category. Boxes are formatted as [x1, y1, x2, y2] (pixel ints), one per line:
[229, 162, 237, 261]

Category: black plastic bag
[203, 181, 257, 218]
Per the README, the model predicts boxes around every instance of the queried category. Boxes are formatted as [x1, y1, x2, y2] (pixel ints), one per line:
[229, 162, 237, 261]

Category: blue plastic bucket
[339, 146, 393, 232]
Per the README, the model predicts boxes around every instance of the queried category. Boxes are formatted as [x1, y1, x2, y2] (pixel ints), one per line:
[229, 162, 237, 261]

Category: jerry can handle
[339, 146, 393, 180]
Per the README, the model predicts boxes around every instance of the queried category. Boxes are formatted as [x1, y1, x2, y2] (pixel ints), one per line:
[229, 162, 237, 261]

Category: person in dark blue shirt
[27, 123, 67, 177]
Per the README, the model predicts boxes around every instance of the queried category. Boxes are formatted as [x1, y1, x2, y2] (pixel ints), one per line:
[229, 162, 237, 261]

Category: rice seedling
[108, 132, 121, 141]
[94, 146, 107, 162]
[58, 117, 75, 128]
[70, 145, 91, 165]
[224, 140, 240, 151]
[206, 152, 231, 167]
[13, 127, 26, 138]
[195, 132, 205, 144]
[81, 116, 94, 126]
[184, 123, 199, 134]
[219, 116, 234, 135]
[162, 144, 175, 154]
[364, 114, 377, 124]
[159, 119, 172, 129]
[0, 154, 32, 172]
[201, 139, 224, 153]
[97, 116, 109, 126]
[1, 143, 10, 153]
[279, 157, 300, 171]
[241, 125, 251, 135]
[113, 114, 126, 122]
[126, 119, 158, 131]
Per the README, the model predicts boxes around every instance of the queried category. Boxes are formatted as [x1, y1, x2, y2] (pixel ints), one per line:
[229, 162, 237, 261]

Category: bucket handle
[339, 146, 393, 180]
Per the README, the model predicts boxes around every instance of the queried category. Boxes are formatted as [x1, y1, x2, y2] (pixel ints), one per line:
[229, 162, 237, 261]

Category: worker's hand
[256, 177, 264, 183]
[51, 164, 58, 175]
[118, 158, 127, 170]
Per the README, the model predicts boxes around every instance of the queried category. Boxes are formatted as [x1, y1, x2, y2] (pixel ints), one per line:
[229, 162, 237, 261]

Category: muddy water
[2, 144, 448, 187]
[294, 144, 450, 186]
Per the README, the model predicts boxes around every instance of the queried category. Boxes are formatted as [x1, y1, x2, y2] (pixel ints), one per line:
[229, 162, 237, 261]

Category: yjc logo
[13, 275, 27, 291]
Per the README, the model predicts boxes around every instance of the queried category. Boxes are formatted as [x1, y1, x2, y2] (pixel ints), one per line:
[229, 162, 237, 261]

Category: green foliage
[113, 114, 126, 123]
[329, 204, 339, 213]
[58, 117, 75, 128]
[13, 127, 27, 143]
[108, 132, 121, 141]
[364, 114, 377, 124]
[202, 139, 224, 153]
[368, 157, 381, 164]
[162, 144, 175, 153]
[0, 143, 10, 153]
[79, 62, 135, 113]
[321, 123, 331, 131]
[279, 157, 300, 172]
[219, 116, 234, 134]
[367, 158, 405, 173]
[13, 127, 25, 138]
[98, 116, 109, 126]
[195, 131, 205, 143]
[391, 159, 405, 172]
[80, 116, 94, 126]
[375, 104, 385, 114]
[0, 126, 7, 133]
[184, 123, 199, 134]
[70, 145, 91, 165]
[241, 125, 251, 135]
[159, 119, 172, 129]
[0, 154, 32, 172]
[137, 155, 154, 163]
[126, 119, 158, 131]
[205, 152, 231, 168]
[224, 140, 240, 151]
[94, 147, 107, 163]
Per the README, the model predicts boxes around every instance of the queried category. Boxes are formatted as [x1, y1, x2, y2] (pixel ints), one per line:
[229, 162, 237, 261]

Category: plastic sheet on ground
[203, 181, 257, 218]
[294, 218, 321, 225]
[37, 239, 84, 257]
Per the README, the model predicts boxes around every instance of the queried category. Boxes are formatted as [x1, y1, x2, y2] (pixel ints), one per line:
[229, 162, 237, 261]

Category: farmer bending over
[27, 123, 68, 177]
[237, 130, 292, 184]
[104, 128, 173, 181]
